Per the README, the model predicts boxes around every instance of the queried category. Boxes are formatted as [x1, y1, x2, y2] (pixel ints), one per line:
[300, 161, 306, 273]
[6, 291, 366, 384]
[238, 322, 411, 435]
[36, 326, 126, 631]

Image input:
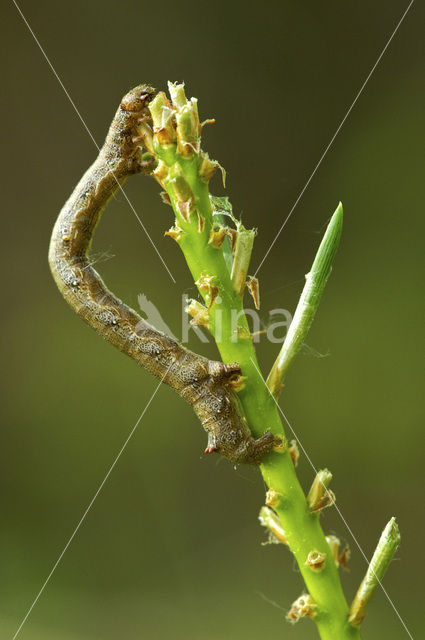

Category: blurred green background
[1, 1, 423, 638]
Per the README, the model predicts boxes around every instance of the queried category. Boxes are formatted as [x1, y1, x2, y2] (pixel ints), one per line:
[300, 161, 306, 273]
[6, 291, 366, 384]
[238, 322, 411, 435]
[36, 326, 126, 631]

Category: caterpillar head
[120, 85, 155, 113]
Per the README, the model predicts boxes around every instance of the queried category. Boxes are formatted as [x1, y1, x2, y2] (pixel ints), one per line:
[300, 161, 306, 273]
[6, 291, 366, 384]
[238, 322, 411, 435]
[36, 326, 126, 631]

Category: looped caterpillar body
[48, 85, 275, 464]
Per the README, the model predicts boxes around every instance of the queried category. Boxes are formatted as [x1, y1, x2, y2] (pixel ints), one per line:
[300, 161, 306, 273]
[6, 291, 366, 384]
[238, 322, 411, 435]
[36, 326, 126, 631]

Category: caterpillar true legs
[48, 84, 276, 464]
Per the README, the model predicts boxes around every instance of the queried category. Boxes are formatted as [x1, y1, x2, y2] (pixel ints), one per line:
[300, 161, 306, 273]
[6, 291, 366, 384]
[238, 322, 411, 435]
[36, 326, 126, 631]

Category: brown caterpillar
[48, 84, 276, 464]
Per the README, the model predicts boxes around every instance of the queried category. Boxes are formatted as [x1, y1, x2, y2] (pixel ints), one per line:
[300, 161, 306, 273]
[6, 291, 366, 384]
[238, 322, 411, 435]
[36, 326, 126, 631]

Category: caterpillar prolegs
[48, 85, 276, 464]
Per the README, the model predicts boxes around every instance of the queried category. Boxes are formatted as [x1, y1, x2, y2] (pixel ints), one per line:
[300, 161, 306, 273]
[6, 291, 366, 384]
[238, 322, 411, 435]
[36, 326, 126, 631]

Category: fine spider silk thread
[48, 84, 276, 464]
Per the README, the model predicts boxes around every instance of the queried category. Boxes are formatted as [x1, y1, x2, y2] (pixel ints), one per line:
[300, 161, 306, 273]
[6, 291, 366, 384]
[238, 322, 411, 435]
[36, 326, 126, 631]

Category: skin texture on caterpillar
[48, 84, 276, 464]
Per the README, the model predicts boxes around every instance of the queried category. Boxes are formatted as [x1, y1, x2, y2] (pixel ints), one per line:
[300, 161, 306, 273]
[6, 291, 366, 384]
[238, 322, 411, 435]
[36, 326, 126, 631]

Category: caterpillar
[48, 84, 276, 464]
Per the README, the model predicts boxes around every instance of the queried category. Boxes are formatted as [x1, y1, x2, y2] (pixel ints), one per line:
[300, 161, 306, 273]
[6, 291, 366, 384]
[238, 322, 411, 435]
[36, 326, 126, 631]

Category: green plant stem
[166, 165, 358, 639]
[150, 86, 360, 639]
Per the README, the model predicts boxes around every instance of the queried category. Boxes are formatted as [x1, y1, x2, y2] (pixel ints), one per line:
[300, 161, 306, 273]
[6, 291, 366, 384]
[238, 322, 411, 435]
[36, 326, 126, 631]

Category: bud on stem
[231, 226, 256, 297]
[186, 299, 210, 328]
[168, 82, 201, 156]
[307, 469, 335, 512]
[149, 91, 176, 147]
[258, 505, 288, 545]
[305, 549, 327, 572]
[326, 534, 351, 569]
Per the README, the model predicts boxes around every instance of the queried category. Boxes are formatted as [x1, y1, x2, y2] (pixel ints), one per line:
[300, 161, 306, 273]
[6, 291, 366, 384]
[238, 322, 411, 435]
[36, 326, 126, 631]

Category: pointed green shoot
[349, 517, 401, 627]
[266, 203, 343, 397]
